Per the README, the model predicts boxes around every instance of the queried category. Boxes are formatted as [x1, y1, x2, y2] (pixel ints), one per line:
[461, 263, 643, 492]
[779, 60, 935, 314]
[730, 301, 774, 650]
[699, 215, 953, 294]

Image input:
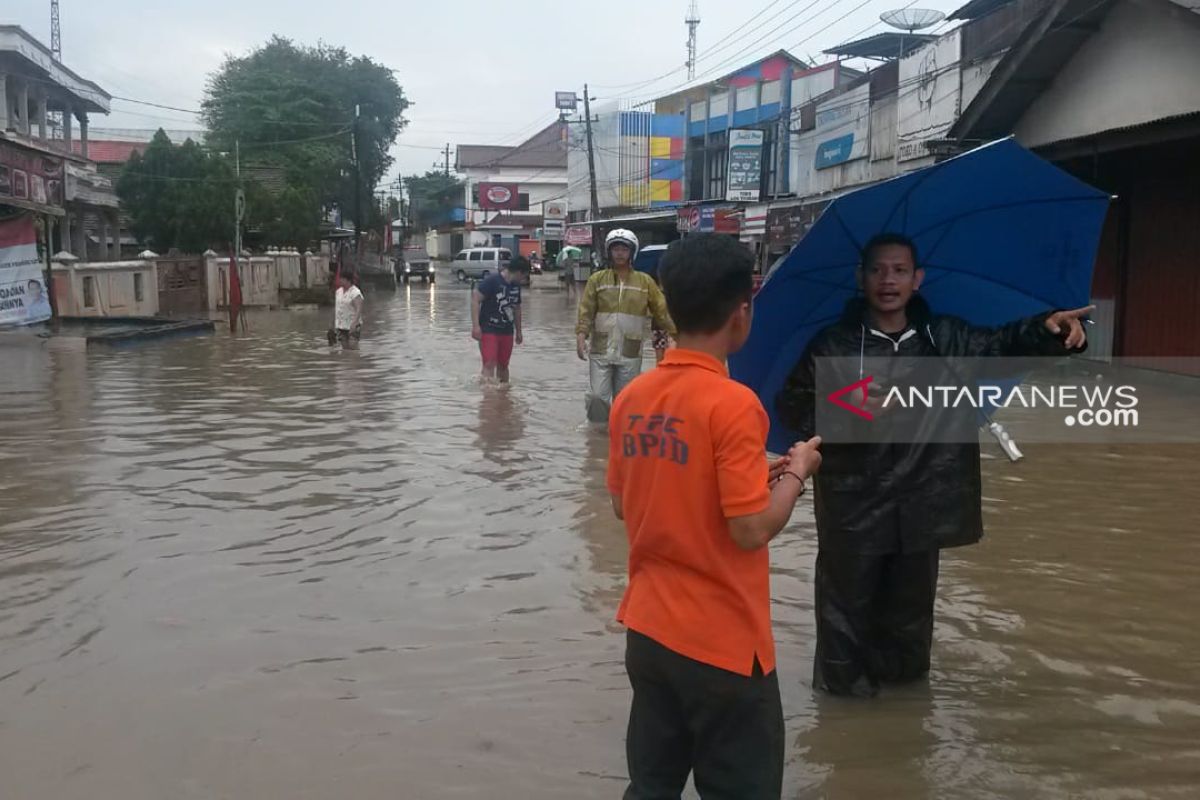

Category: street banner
[477, 182, 520, 211]
[0, 214, 51, 327]
[677, 206, 741, 234]
[565, 225, 592, 246]
[726, 129, 765, 202]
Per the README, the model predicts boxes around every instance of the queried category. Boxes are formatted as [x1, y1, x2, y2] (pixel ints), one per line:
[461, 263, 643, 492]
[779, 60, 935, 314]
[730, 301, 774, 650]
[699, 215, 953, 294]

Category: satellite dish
[880, 8, 946, 32]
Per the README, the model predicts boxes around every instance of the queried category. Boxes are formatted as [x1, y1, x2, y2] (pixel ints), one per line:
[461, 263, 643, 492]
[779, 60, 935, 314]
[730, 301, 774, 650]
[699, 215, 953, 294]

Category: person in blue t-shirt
[471, 256, 532, 383]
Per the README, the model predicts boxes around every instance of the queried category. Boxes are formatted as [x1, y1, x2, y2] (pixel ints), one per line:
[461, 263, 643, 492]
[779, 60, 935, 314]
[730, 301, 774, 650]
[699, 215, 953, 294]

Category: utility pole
[582, 84, 601, 257]
[234, 138, 244, 257]
[352, 104, 362, 259]
[443, 143, 451, 177]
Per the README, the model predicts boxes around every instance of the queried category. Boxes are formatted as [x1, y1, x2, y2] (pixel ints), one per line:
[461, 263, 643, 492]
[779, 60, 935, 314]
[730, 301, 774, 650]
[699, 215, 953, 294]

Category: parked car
[451, 247, 512, 282]
[633, 244, 670, 281]
[399, 247, 435, 284]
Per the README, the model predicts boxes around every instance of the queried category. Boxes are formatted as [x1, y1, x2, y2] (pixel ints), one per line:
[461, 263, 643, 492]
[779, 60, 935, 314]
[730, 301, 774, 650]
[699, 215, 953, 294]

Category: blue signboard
[815, 133, 856, 170]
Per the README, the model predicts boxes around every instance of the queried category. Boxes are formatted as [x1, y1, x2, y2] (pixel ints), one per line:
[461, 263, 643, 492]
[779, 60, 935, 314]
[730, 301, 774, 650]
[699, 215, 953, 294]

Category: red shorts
[479, 332, 515, 367]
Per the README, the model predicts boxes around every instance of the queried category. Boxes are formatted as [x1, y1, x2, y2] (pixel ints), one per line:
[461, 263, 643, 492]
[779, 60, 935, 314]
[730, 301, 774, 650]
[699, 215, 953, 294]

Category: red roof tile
[70, 140, 148, 164]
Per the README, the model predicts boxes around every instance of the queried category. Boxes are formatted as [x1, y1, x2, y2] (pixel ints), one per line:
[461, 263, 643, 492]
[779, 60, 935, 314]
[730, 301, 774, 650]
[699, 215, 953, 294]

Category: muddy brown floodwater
[1, 283, 1198, 799]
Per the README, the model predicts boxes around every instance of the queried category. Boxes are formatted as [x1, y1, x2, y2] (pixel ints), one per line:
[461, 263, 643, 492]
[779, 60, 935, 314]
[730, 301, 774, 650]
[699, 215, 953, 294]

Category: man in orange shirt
[607, 234, 823, 799]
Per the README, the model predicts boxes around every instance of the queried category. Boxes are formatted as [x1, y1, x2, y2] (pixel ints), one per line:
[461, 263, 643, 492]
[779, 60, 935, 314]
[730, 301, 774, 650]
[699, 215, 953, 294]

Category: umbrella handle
[987, 421, 1024, 463]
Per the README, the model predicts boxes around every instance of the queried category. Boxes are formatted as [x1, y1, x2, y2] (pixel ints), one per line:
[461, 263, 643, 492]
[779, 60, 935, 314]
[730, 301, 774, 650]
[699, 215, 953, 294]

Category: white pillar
[0, 74, 9, 132]
[99, 215, 110, 262]
[79, 113, 89, 160]
[110, 213, 121, 261]
[37, 93, 48, 140]
[61, 213, 72, 255]
[62, 105, 73, 149]
[73, 211, 88, 259]
[17, 80, 30, 136]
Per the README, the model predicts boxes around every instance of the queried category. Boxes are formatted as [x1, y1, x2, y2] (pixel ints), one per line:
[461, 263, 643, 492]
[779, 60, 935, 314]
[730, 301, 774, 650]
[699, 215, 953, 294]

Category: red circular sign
[486, 185, 513, 205]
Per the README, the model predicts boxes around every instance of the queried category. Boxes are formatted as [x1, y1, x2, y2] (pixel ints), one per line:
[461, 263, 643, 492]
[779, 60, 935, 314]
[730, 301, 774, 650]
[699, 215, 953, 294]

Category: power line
[111, 96, 201, 115]
[613, 0, 856, 107]
[619, 0, 857, 107]
[594, 0, 816, 99]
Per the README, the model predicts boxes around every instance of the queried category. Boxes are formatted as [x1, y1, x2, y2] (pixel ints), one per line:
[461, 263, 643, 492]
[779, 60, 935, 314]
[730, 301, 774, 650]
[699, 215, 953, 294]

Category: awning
[568, 210, 677, 227]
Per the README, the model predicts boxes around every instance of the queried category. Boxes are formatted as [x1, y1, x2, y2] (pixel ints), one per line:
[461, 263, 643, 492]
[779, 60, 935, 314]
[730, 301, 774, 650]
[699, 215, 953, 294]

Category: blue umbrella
[730, 138, 1110, 454]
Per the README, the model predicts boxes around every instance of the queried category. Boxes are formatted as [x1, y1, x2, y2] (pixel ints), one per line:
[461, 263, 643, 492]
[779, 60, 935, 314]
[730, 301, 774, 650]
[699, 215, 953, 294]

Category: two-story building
[455, 121, 568, 253]
[1, 25, 121, 262]
[564, 51, 863, 260]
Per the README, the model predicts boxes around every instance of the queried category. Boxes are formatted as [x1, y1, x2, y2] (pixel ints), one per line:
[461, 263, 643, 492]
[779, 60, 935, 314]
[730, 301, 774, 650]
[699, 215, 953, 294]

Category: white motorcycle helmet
[605, 228, 639, 262]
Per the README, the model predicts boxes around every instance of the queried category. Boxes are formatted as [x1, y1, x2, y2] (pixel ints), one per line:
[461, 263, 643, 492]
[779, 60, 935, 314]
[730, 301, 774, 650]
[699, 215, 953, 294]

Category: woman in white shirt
[333, 272, 364, 348]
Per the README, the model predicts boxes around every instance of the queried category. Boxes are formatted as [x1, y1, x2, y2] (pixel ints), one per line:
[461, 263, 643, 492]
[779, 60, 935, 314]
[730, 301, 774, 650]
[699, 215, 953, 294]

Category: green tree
[243, 182, 321, 251]
[116, 130, 238, 253]
[201, 36, 409, 232]
[404, 171, 465, 230]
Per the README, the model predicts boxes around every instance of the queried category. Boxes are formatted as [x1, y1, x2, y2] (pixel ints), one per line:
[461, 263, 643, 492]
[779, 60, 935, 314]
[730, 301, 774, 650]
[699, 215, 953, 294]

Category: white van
[451, 247, 512, 282]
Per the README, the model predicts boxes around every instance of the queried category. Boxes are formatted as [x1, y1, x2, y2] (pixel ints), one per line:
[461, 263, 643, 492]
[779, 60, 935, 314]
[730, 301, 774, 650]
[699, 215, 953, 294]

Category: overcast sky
[9, 0, 966, 188]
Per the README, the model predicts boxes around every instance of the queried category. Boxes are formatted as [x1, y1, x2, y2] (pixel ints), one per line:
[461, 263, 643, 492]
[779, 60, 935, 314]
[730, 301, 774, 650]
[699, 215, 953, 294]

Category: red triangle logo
[827, 376, 875, 421]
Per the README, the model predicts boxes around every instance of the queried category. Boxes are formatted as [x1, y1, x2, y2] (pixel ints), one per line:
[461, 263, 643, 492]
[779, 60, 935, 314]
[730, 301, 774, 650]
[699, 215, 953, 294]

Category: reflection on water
[1, 287, 1198, 799]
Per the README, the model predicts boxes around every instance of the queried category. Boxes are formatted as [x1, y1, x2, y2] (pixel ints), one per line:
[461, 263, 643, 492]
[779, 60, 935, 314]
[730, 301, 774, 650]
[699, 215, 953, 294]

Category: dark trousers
[812, 548, 940, 697]
[624, 630, 784, 800]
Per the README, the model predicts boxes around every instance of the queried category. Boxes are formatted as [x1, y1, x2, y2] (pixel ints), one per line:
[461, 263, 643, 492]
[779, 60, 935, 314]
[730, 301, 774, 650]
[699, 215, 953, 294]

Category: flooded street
[1, 284, 1198, 799]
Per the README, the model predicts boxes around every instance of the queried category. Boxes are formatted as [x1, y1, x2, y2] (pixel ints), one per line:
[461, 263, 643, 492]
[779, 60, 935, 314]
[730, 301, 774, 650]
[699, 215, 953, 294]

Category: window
[469, 251, 483, 262]
[799, 103, 817, 132]
[707, 131, 728, 200]
[454, 251, 469, 262]
[499, 250, 512, 261]
[761, 124, 778, 198]
[518, 193, 530, 211]
[82, 276, 96, 308]
[686, 137, 705, 201]
[134, 273, 144, 302]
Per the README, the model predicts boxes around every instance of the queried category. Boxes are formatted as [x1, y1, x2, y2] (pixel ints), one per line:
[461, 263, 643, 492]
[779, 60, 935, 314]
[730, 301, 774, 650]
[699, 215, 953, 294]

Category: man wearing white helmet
[576, 229, 675, 422]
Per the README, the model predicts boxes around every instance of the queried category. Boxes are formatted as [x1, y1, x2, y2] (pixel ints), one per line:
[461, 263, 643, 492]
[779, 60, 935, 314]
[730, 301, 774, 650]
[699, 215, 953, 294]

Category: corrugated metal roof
[952, 0, 1112, 141]
[649, 50, 810, 106]
[824, 32, 938, 59]
[456, 121, 567, 170]
[949, 0, 1015, 20]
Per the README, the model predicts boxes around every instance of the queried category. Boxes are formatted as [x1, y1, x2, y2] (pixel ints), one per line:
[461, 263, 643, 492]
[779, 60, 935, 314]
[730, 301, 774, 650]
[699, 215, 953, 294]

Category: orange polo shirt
[607, 349, 775, 677]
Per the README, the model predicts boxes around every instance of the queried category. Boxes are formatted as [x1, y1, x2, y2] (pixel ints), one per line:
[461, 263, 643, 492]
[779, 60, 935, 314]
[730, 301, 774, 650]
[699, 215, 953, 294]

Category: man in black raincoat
[776, 233, 1092, 697]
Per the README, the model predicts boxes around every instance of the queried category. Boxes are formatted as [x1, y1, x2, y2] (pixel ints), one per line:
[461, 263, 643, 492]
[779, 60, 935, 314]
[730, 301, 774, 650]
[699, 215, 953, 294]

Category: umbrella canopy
[557, 246, 583, 265]
[730, 138, 1110, 453]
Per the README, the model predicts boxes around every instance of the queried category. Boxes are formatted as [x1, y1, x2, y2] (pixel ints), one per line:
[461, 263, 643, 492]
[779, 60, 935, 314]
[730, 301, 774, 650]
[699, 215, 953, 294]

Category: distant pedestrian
[472, 256, 531, 383]
[607, 233, 823, 799]
[333, 271, 363, 348]
[575, 229, 674, 422]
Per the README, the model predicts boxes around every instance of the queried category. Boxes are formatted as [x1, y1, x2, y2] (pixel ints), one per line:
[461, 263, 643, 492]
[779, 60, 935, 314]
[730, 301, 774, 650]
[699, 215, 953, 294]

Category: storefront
[1, 138, 66, 325]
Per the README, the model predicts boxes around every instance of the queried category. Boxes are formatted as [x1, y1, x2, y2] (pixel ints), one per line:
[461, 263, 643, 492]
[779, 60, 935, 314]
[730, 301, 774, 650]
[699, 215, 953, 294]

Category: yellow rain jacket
[576, 269, 675, 364]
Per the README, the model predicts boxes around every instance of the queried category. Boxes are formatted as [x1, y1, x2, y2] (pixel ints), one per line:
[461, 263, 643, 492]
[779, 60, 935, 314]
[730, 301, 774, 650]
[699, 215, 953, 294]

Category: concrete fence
[51, 253, 159, 318]
[50, 249, 333, 320]
[205, 256, 277, 311]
